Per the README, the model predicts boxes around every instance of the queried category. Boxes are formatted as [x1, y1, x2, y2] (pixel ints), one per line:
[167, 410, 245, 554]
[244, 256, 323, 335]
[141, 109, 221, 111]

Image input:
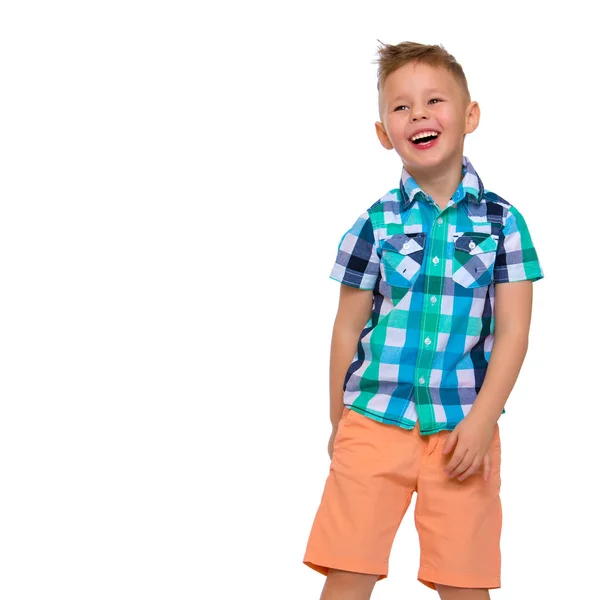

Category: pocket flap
[381, 232, 426, 255]
[454, 233, 498, 255]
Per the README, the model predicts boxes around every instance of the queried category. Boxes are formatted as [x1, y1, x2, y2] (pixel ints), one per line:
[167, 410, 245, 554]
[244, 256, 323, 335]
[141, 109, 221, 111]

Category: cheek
[387, 121, 409, 145]
[438, 108, 464, 132]
[385, 115, 407, 136]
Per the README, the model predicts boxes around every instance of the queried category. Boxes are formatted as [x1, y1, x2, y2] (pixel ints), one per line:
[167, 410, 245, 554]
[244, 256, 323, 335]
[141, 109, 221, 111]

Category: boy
[302, 41, 544, 600]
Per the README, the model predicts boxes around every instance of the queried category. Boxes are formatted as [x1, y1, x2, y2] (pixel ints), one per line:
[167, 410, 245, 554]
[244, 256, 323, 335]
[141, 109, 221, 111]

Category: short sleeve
[493, 205, 544, 284]
[329, 210, 380, 290]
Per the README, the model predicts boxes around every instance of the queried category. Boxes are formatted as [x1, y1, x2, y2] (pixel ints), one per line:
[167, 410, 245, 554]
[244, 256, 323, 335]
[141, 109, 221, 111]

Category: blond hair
[373, 40, 471, 102]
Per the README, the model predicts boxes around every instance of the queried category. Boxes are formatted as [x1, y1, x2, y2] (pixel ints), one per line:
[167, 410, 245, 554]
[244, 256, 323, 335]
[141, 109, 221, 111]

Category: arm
[329, 284, 373, 429]
[443, 279, 534, 480]
[469, 279, 533, 423]
[443, 202, 543, 481]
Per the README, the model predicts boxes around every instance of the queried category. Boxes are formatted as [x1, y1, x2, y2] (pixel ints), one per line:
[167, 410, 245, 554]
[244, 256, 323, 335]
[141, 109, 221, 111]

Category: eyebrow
[391, 89, 445, 102]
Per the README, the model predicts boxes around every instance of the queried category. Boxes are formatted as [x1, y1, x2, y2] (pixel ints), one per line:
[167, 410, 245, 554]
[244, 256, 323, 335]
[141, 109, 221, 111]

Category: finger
[457, 457, 482, 481]
[444, 447, 466, 474]
[441, 433, 457, 455]
[445, 449, 469, 476]
[448, 454, 473, 478]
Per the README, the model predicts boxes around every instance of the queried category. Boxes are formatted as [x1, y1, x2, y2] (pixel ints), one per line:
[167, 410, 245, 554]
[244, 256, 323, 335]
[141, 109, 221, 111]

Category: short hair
[373, 40, 471, 102]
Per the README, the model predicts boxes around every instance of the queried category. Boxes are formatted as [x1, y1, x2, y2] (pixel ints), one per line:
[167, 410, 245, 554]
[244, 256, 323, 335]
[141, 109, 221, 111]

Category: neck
[405, 155, 464, 208]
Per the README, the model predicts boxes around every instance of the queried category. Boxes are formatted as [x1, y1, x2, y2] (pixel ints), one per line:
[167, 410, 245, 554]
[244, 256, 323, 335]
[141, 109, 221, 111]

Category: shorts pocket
[333, 407, 354, 449]
[452, 232, 498, 288]
[380, 232, 426, 288]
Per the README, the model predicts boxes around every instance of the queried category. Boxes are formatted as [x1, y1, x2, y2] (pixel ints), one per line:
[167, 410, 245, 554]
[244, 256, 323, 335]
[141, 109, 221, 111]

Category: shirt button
[424, 337, 431, 346]
[469, 241, 476, 250]
[430, 296, 437, 304]
[432, 256, 439, 265]
[403, 242, 410, 249]
[419, 377, 425, 384]
[437, 217, 443, 224]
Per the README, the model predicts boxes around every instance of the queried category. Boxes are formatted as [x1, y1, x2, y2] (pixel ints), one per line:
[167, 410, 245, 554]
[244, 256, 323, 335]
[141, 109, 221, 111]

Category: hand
[328, 427, 338, 461]
[441, 413, 496, 482]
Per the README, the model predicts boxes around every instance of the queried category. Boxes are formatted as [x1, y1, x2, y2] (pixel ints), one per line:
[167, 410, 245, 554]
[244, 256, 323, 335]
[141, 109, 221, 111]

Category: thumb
[441, 432, 457, 455]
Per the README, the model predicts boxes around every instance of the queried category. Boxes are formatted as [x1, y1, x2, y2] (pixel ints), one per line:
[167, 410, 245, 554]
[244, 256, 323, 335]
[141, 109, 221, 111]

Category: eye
[429, 98, 442, 104]
[394, 105, 408, 111]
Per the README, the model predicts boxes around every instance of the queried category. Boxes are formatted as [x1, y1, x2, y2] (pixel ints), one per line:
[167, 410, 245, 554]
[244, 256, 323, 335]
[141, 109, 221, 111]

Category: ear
[464, 101, 480, 135]
[375, 121, 394, 150]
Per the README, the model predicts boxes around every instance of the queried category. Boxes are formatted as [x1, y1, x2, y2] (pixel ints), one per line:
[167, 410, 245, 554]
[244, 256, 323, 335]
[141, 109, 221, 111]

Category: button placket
[413, 207, 449, 428]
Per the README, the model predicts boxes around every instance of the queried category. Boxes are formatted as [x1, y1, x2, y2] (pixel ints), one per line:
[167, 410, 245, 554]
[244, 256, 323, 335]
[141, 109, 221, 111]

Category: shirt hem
[346, 405, 505, 436]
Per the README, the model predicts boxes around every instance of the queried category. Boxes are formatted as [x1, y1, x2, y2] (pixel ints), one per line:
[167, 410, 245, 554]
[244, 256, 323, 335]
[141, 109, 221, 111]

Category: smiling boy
[303, 41, 544, 600]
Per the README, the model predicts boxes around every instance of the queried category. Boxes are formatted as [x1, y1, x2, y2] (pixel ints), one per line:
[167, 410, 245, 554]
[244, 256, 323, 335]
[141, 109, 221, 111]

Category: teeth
[411, 131, 439, 141]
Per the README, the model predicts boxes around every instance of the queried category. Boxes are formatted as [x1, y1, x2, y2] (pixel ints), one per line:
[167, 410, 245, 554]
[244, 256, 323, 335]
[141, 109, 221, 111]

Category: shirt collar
[398, 155, 485, 211]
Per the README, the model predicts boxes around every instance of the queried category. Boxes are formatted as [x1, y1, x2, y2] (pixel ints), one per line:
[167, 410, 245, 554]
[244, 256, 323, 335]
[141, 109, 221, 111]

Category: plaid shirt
[330, 156, 544, 435]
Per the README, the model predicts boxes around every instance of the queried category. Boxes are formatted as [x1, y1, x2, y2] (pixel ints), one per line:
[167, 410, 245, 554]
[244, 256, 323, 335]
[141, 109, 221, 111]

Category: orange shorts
[303, 406, 502, 590]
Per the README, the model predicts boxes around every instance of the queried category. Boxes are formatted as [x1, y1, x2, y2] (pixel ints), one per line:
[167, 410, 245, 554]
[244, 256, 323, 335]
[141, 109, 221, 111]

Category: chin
[403, 153, 445, 169]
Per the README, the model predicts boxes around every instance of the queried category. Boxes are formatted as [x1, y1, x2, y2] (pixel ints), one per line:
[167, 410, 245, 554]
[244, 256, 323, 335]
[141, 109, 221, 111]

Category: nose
[410, 104, 429, 121]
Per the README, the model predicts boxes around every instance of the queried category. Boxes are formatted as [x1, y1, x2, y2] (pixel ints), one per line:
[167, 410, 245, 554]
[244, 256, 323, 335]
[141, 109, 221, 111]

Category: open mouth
[410, 131, 440, 145]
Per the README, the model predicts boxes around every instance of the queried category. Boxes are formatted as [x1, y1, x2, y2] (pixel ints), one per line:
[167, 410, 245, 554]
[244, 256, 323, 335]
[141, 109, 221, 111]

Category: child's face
[375, 61, 479, 173]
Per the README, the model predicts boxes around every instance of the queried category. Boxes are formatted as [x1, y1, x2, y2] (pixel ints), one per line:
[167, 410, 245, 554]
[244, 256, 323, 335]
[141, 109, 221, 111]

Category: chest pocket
[380, 232, 426, 288]
[452, 232, 498, 288]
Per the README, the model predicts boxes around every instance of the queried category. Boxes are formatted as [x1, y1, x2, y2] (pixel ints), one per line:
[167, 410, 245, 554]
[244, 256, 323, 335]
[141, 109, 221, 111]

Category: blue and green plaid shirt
[330, 156, 544, 435]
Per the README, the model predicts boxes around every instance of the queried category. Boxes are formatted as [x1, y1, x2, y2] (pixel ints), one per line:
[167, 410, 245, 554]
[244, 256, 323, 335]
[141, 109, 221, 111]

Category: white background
[0, 1, 597, 598]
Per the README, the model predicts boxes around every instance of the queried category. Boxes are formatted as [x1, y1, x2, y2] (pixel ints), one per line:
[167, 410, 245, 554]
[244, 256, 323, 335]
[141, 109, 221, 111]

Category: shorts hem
[303, 556, 388, 581]
[417, 566, 500, 590]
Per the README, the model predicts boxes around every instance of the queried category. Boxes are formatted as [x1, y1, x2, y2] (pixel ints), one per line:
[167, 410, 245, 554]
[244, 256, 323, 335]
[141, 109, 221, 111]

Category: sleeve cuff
[329, 270, 376, 290]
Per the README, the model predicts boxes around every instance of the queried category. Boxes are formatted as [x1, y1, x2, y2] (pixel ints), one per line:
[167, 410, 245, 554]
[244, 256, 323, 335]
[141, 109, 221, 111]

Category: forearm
[470, 330, 529, 423]
[329, 323, 362, 428]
